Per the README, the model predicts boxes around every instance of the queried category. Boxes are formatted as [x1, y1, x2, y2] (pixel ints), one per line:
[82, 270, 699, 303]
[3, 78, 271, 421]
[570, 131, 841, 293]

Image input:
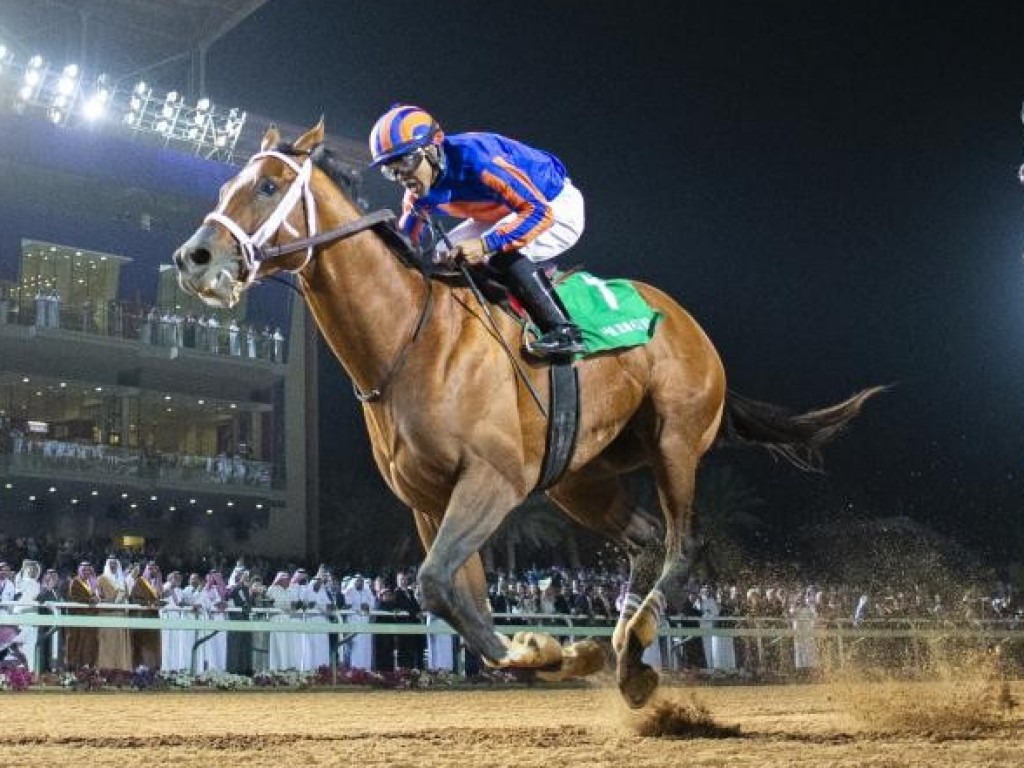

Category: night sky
[207, 3, 1024, 554]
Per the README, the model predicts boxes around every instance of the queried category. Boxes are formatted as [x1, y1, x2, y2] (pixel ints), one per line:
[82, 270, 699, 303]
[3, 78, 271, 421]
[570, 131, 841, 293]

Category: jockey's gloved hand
[438, 237, 489, 268]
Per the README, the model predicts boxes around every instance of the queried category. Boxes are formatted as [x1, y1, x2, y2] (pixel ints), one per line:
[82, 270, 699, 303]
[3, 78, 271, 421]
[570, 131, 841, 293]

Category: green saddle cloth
[554, 271, 662, 355]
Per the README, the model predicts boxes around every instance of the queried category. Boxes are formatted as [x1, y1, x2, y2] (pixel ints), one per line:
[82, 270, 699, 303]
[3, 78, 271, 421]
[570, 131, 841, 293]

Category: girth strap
[535, 361, 581, 491]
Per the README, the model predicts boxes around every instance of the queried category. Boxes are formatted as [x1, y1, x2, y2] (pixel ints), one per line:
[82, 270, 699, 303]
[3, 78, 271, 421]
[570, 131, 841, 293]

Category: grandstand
[0, 0, 365, 560]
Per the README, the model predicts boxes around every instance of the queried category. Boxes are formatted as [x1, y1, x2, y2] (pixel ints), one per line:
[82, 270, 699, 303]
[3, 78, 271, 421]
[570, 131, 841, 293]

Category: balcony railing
[0, 293, 285, 364]
[2, 436, 275, 489]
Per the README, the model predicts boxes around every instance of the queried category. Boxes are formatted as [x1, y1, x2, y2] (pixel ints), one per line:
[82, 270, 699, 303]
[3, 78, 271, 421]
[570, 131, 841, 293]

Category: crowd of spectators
[0, 533, 1020, 683]
[137, 306, 285, 363]
[0, 287, 286, 364]
[1, 430, 273, 488]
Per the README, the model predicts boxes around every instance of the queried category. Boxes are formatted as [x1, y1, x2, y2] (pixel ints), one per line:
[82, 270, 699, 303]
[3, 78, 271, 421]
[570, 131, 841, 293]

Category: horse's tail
[719, 385, 887, 471]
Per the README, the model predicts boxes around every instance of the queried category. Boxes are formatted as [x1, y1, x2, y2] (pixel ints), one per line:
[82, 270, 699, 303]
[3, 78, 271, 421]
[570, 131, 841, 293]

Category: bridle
[203, 144, 396, 290]
[204, 147, 319, 289]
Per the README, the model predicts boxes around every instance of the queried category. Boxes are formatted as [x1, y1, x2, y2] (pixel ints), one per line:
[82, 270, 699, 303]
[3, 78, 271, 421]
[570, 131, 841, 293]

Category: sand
[0, 678, 1020, 767]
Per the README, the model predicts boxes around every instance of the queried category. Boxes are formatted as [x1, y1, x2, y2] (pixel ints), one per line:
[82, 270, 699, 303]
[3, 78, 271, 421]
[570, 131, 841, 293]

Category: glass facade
[0, 108, 314, 559]
[0, 372, 275, 489]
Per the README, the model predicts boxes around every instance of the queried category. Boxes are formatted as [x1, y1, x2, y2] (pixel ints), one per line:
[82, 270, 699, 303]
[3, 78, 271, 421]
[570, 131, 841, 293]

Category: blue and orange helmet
[369, 104, 444, 167]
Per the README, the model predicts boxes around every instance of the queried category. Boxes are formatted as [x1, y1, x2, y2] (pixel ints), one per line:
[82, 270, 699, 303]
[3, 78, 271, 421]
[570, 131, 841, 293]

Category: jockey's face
[383, 146, 438, 197]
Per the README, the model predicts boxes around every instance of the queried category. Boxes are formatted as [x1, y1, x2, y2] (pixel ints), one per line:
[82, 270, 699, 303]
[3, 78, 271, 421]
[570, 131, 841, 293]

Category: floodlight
[82, 92, 108, 121]
[0, 48, 250, 159]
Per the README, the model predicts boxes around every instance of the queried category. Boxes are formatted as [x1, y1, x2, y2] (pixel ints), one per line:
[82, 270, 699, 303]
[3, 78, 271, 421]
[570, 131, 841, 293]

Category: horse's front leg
[416, 465, 559, 667]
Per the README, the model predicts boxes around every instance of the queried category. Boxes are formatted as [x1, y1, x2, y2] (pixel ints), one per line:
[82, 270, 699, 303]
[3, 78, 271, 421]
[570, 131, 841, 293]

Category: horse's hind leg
[546, 470, 666, 691]
[621, 438, 702, 707]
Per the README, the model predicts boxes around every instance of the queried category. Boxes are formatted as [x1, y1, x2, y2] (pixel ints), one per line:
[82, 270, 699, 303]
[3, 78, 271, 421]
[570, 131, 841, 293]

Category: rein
[254, 208, 397, 262]
[352, 274, 434, 403]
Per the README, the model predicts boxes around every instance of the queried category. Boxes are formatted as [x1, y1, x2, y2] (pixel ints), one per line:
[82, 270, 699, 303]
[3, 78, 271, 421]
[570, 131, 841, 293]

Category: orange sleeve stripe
[493, 156, 551, 204]
[438, 201, 509, 221]
[479, 169, 554, 247]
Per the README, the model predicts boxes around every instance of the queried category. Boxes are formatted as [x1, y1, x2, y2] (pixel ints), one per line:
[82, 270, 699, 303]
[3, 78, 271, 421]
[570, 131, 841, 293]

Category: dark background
[204, 2, 1024, 565]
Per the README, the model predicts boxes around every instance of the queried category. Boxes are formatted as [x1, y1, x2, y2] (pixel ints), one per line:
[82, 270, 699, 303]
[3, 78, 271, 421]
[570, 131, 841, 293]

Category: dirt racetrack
[1, 679, 1022, 767]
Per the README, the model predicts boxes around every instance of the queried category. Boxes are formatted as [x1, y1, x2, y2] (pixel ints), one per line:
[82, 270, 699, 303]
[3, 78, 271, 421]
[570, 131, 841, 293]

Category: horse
[173, 120, 882, 708]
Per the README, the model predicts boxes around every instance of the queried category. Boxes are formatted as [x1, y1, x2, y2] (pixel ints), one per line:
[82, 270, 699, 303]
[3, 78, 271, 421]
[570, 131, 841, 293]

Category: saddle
[380, 219, 659, 357]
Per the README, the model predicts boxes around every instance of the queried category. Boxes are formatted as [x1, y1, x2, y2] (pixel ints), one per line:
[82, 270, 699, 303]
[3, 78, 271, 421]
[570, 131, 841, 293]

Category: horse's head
[173, 120, 326, 308]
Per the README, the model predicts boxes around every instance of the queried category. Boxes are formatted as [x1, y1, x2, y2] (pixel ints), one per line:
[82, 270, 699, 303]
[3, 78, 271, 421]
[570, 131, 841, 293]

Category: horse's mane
[269, 140, 431, 272]
[270, 141, 361, 201]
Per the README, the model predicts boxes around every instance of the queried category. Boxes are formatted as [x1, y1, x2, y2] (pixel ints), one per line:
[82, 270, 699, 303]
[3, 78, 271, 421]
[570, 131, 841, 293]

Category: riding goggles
[380, 149, 424, 181]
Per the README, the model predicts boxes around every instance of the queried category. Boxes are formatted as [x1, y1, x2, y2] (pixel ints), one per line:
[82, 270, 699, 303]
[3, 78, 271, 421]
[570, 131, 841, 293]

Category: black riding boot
[504, 255, 585, 359]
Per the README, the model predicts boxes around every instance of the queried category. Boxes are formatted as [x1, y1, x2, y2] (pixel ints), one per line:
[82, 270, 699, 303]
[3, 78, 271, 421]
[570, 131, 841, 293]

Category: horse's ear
[261, 124, 281, 152]
[294, 117, 326, 152]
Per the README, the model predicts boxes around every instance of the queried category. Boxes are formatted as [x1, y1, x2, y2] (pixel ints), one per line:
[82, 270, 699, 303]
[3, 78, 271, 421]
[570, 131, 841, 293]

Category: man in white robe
[287, 569, 311, 671]
[426, 613, 455, 672]
[196, 572, 228, 673]
[265, 572, 293, 670]
[13, 560, 40, 671]
[700, 585, 736, 672]
[304, 574, 333, 670]
[160, 571, 191, 672]
[343, 575, 375, 670]
[0, 563, 17, 602]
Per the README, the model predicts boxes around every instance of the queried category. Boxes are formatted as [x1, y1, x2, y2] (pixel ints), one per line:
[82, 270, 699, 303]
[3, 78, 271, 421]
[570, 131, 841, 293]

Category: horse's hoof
[624, 611, 658, 650]
[512, 631, 563, 667]
[565, 640, 607, 677]
[491, 631, 564, 669]
[535, 640, 607, 682]
[618, 663, 659, 709]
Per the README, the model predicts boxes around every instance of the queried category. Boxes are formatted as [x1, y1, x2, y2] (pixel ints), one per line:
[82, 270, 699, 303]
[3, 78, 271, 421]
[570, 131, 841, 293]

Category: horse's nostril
[191, 248, 212, 266]
[173, 251, 185, 270]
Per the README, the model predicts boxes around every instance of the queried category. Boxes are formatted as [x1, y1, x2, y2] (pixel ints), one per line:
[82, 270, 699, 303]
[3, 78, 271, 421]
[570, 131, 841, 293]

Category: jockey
[369, 104, 586, 358]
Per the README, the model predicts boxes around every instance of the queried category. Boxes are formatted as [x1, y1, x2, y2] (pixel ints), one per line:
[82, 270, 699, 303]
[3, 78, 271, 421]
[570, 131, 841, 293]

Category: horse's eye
[257, 179, 278, 197]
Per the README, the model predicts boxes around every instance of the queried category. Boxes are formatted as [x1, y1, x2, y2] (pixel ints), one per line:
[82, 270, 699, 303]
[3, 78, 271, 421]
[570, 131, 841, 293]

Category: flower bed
[2, 662, 522, 693]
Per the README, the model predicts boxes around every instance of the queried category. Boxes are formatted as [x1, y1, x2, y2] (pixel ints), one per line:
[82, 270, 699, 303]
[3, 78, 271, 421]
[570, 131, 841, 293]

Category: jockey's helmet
[369, 104, 444, 167]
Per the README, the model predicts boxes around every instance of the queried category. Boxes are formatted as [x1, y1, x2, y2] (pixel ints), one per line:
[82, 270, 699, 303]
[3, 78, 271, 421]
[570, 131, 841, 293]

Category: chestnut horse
[174, 121, 881, 707]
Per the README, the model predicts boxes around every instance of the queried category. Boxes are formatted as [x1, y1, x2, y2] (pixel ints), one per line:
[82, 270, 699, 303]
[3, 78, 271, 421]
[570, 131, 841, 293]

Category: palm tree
[487, 496, 578, 574]
[692, 463, 766, 580]
[695, 464, 765, 537]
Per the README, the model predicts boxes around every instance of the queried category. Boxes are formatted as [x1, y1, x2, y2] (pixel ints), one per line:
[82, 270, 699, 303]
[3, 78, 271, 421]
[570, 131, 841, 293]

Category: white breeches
[442, 179, 585, 263]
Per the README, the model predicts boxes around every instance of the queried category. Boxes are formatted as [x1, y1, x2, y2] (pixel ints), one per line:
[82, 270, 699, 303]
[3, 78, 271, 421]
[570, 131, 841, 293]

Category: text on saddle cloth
[552, 272, 662, 356]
